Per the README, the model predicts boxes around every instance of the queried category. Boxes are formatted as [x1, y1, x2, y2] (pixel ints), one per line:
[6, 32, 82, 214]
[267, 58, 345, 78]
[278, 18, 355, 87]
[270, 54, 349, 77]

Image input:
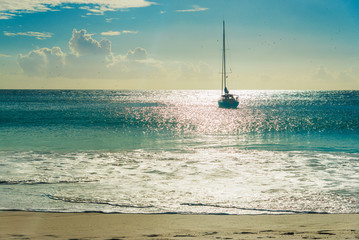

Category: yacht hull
[218, 99, 239, 109]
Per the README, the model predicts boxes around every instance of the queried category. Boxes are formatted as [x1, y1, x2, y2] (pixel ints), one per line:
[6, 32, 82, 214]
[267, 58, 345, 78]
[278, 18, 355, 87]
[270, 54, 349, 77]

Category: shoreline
[1, 211, 358, 239]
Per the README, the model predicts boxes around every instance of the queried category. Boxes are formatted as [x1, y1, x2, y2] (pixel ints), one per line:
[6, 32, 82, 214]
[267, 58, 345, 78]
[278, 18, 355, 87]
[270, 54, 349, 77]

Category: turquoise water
[0, 90, 358, 214]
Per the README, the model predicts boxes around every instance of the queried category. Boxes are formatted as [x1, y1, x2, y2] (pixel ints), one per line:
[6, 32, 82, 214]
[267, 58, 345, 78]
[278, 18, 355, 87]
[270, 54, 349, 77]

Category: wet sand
[0, 211, 358, 239]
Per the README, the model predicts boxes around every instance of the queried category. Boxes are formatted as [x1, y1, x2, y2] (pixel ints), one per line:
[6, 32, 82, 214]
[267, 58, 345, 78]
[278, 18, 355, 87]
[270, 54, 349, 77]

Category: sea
[0, 90, 358, 215]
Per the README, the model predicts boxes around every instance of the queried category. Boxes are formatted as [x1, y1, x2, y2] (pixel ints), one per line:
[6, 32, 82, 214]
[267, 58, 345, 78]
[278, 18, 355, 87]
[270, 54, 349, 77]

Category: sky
[0, 0, 358, 90]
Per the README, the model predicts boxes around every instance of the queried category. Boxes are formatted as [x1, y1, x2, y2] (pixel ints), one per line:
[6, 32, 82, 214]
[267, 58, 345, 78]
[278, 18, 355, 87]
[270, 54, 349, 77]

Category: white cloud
[0, 12, 16, 19]
[101, 31, 121, 36]
[69, 29, 111, 56]
[0, 0, 156, 19]
[62, 6, 74, 9]
[126, 47, 148, 61]
[122, 30, 138, 34]
[16, 28, 214, 89]
[18, 47, 65, 77]
[4, 31, 53, 40]
[16, 29, 156, 79]
[101, 30, 138, 36]
[79, 5, 116, 15]
[176, 5, 208, 13]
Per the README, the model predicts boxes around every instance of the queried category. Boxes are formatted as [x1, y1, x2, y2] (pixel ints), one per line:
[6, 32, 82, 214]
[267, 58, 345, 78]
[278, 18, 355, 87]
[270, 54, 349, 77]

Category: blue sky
[0, 0, 358, 90]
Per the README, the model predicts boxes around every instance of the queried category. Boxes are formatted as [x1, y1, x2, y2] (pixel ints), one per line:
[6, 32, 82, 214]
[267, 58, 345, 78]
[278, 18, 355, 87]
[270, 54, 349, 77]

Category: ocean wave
[180, 203, 328, 214]
[0, 179, 96, 185]
[46, 194, 155, 209]
[0, 142, 358, 215]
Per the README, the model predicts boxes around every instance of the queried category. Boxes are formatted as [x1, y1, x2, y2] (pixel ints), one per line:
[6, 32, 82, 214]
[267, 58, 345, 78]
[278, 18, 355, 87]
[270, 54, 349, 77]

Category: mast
[222, 21, 227, 94]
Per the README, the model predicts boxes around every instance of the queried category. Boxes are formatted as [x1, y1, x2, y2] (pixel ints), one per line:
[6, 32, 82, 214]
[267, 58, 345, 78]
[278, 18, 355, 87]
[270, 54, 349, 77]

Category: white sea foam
[0, 149, 358, 214]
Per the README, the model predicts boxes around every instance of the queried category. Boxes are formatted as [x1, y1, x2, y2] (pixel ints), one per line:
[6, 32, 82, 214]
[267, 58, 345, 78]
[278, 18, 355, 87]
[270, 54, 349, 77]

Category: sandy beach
[0, 211, 358, 240]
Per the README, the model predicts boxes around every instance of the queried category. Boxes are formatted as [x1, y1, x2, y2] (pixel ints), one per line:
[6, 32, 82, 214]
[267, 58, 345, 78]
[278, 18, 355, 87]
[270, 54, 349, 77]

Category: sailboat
[218, 21, 239, 109]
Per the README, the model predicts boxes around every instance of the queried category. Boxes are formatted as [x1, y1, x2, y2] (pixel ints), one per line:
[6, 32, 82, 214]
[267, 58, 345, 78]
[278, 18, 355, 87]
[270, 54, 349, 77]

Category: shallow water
[0, 90, 358, 214]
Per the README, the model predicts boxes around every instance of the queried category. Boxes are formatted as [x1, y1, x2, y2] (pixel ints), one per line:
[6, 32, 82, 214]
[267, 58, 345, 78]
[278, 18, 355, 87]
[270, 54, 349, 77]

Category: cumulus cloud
[17, 30, 114, 78]
[69, 29, 111, 57]
[4, 31, 53, 40]
[176, 5, 208, 12]
[126, 47, 148, 61]
[16, 28, 214, 89]
[17, 29, 159, 79]
[0, 0, 156, 19]
[18, 47, 65, 77]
